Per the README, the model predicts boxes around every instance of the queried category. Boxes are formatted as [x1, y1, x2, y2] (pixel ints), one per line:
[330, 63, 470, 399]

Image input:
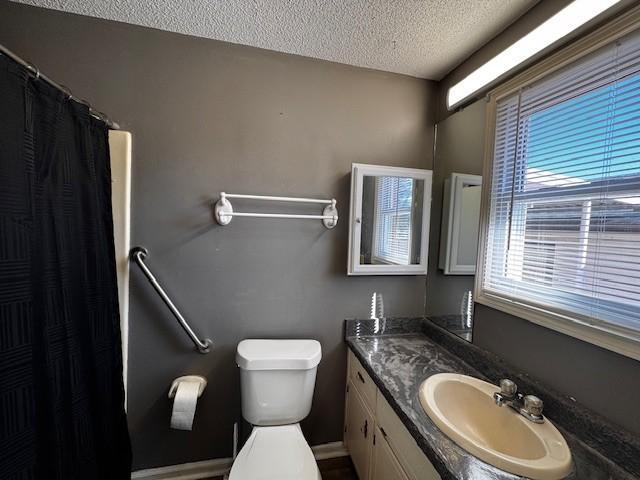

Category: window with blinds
[373, 176, 414, 265]
[481, 28, 640, 347]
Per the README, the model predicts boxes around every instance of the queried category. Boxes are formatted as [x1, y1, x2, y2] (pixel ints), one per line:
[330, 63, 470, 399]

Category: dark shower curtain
[0, 55, 131, 478]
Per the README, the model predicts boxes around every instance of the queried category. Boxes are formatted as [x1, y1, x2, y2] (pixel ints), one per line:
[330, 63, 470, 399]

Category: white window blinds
[482, 28, 640, 343]
[373, 177, 414, 265]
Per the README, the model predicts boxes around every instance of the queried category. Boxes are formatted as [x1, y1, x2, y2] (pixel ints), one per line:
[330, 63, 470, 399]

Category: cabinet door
[376, 391, 440, 480]
[345, 381, 374, 479]
[371, 427, 409, 480]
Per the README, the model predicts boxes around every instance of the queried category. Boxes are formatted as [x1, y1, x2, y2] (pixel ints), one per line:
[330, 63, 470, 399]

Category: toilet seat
[229, 424, 321, 480]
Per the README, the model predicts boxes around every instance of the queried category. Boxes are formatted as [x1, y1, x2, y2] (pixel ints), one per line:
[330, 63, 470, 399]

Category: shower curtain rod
[0, 43, 120, 130]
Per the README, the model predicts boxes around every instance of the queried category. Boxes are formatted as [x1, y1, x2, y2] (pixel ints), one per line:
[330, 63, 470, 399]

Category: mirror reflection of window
[360, 176, 424, 266]
[373, 176, 413, 265]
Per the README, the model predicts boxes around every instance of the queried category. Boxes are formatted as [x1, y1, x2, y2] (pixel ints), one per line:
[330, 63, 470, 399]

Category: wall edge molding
[131, 441, 348, 479]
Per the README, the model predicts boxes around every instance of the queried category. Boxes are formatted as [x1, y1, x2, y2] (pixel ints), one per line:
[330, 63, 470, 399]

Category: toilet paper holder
[168, 375, 207, 399]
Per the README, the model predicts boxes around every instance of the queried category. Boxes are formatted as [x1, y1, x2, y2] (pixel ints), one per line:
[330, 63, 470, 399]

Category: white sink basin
[419, 373, 572, 480]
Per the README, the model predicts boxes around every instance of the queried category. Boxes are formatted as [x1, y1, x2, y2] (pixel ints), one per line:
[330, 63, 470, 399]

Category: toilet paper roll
[170, 381, 201, 430]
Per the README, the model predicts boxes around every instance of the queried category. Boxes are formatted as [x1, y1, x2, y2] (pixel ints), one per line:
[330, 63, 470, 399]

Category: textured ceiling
[12, 0, 537, 80]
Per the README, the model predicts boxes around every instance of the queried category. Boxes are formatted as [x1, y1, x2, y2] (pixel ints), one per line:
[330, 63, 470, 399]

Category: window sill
[475, 290, 640, 361]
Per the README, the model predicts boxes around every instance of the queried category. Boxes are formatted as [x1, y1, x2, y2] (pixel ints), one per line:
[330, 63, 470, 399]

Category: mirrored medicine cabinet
[439, 173, 482, 275]
[347, 163, 432, 275]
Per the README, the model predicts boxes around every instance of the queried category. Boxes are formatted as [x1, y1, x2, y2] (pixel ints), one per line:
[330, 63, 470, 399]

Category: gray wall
[474, 304, 640, 435]
[427, 100, 485, 316]
[0, 1, 436, 469]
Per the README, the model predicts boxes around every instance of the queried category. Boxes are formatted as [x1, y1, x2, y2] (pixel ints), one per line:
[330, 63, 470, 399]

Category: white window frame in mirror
[439, 173, 482, 275]
[348, 163, 432, 276]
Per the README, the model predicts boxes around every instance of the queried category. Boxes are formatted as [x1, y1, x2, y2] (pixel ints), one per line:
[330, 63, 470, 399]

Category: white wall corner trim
[108, 130, 132, 408]
[130, 441, 348, 480]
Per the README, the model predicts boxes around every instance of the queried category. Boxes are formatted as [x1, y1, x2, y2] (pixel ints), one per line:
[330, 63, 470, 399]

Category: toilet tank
[236, 339, 322, 426]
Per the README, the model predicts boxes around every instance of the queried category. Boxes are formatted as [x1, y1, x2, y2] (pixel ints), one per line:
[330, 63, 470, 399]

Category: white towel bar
[214, 192, 338, 228]
[222, 193, 333, 205]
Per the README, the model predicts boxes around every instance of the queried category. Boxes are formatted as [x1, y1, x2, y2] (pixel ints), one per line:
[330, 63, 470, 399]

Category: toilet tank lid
[236, 339, 322, 370]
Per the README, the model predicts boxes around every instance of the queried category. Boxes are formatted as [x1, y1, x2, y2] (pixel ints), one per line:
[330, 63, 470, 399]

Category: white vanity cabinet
[344, 350, 441, 480]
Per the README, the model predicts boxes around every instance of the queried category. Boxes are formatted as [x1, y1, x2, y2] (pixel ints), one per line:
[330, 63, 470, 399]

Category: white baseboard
[131, 457, 233, 480]
[131, 441, 348, 480]
[311, 441, 349, 460]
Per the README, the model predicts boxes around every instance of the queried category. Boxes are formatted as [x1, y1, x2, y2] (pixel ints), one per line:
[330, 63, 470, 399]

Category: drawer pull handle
[357, 371, 365, 383]
[363, 419, 368, 438]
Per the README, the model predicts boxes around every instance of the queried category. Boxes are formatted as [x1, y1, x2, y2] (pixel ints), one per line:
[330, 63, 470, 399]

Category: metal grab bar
[130, 246, 212, 354]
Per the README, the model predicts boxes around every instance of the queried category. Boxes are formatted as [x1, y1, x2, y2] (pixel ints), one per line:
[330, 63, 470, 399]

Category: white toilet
[229, 339, 323, 480]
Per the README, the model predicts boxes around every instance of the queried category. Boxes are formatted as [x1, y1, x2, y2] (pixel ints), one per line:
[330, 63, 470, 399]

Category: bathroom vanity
[344, 349, 441, 480]
[343, 318, 639, 480]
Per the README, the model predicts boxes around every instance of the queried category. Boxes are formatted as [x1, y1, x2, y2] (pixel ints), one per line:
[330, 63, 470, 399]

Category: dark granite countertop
[344, 318, 638, 480]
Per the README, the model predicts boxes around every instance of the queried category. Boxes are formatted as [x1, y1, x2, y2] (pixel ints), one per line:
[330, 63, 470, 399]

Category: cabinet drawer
[348, 350, 377, 413]
[376, 390, 441, 480]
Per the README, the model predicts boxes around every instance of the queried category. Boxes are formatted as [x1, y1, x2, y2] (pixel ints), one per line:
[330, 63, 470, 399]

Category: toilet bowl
[229, 339, 322, 480]
[228, 424, 320, 480]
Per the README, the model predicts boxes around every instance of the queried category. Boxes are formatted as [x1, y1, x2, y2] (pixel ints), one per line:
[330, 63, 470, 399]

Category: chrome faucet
[493, 379, 545, 423]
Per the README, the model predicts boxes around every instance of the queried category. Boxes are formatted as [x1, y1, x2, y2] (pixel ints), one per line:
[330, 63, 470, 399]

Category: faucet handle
[499, 379, 517, 397]
[524, 395, 544, 417]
